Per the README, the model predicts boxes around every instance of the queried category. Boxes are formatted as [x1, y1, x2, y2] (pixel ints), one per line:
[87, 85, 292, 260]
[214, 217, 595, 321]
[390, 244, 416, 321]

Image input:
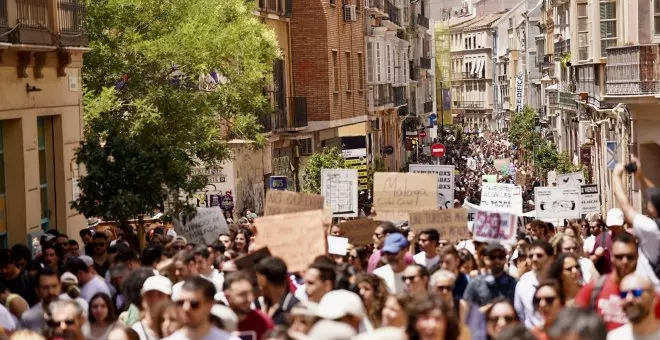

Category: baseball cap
[141, 275, 173, 295]
[485, 242, 506, 257]
[606, 208, 624, 227]
[381, 233, 409, 254]
[78, 255, 94, 268]
[211, 304, 238, 332]
[316, 290, 366, 320]
[306, 319, 356, 340]
[60, 272, 78, 285]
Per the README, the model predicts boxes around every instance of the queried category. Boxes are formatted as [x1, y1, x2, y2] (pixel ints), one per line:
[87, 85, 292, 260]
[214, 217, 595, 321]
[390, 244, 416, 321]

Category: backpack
[588, 274, 609, 309]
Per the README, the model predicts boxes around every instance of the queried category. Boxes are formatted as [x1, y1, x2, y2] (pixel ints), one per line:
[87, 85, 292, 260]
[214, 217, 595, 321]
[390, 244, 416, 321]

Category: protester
[402, 264, 429, 297]
[463, 242, 517, 309]
[43, 299, 86, 340]
[367, 222, 414, 273]
[374, 233, 409, 294]
[223, 271, 274, 339]
[66, 257, 111, 303]
[485, 298, 519, 340]
[546, 253, 582, 305]
[0, 250, 39, 306]
[531, 279, 565, 339]
[606, 273, 660, 339]
[405, 294, 463, 340]
[546, 307, 607, 340]
[132, 275, 172, 339]
[429, 270, 469, 323]
[439, 245, 469, 301]
[381, 294, 411, 328]
[155, 301, 183, 338]
[255, 256, 299, 326]
[89, 292, 117, 339]
[514, 240, 554, 328]
[302, 260, 335, 303]
[354, 273, 388, 329]
[413, 229, 441, 269]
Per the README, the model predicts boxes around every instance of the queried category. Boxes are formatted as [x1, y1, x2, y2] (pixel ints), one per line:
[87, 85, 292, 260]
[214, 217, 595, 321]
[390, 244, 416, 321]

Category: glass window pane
[0, 158, 5, 194]
[40, 187, 48, 219]
[39, 150, 47, 184]
[37, 118, 45, 148]
[600, 21, 616, 38]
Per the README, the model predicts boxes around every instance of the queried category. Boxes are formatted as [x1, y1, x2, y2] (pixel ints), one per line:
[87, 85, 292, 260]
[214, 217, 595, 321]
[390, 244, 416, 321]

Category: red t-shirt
[575, 275, 660, 331]
[237, 309, 274, 340]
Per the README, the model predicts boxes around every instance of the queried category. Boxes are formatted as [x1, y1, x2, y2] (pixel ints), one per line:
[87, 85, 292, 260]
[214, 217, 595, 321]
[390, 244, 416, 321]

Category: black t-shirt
[94, 259, 110, 278]
[3, 270, 38, 306]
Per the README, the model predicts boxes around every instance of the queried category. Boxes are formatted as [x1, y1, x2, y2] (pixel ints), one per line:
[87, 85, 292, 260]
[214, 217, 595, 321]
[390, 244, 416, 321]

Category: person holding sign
[374, 233, 409, 294]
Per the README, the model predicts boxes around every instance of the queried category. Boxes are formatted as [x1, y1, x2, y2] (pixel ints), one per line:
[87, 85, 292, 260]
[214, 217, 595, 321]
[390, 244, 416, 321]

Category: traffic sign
[419, 131, 427, 138]
[431, 143, 445, 157]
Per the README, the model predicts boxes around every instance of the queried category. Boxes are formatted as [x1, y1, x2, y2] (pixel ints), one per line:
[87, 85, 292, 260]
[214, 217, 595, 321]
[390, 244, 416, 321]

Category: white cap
[141, 275, 173, 295]
[60, 272, 78, 285]
[166, 229, 177, 237]
[78, 255, 94, 268]
[306, 319, 356, 340]
[211, 304, 238, 332]
[606, 208, 625, 227]
[351, 327, 406, 340]
[316, 290, 366, 320]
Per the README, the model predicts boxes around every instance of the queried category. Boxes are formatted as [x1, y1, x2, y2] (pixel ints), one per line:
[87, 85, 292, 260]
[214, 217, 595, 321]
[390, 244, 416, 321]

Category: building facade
[0, 0, 88, 247]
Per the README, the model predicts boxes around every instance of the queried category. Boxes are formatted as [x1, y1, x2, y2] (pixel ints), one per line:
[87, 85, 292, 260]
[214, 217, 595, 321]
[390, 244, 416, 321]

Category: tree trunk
[137, 215, 146, 250]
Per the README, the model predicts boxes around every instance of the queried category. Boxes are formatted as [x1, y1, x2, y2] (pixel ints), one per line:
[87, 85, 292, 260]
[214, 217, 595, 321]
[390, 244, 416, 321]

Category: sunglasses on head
[533, 296, 556, 307]
[47, 319, 76, 327]
[176, 299, 201, 309]
[620, 288, 645, 299]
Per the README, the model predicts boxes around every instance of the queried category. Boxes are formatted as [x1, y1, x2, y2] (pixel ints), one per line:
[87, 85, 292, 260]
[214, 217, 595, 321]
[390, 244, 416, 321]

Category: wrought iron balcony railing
[417, 13, 429, 29]
[454, 101, 486, 109]
[420, 57, 431, 69]
[606, 44, 660, 95]
[554, 39, 570, 56]
[393, 86, 407, 107]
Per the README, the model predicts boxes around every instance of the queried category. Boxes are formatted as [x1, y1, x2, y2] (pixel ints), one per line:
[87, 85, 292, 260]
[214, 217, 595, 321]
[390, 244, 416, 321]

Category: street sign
[419, 131, 427, 138]
[431, 143, 445, 157]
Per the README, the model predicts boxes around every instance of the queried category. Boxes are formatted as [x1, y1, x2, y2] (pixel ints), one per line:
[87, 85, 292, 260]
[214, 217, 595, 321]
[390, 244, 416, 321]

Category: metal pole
[440, 84, 445, 143]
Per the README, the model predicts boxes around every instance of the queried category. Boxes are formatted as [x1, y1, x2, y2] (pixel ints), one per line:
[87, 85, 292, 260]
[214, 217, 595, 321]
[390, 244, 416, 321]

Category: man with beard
[607, 274, 660, 339]
[464, 242, 517, 311]
[223, 270, 274, 340]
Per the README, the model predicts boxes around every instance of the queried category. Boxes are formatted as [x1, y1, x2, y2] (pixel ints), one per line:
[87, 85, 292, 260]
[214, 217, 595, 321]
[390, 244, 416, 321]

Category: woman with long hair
[354, 273, 389, 328]
[233, 228, 252, 255]
[154, 301, 182, 338]
[546, 253, 582, 305]
[555, 235, 599, 284]
[382, 294, 412, 329]
[531, 279, 565, 339]
[349, 246, 369, 273]
[406, 295, 463, 340]
[88, 293, 117, 339]
[485, 298, 520, 340]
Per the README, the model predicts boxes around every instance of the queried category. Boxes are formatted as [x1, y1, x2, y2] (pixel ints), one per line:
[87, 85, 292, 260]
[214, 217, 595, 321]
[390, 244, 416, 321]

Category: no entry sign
[431, 143, 445, 157]
[419, 130, 427, 138]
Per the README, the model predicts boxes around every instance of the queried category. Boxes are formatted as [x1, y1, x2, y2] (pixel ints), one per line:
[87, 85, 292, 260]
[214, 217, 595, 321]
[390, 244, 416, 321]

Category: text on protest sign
[173, 207, 229, 245]
[408, 165, 455, 209]
[373, 172, 437, 219]
[493, 158, 510, 171]
[480, 183, 523, 215]
[264, 190, 325, 216]
[472, 211, 518, 245]
[341, 219, 381, 246]
[321, 169, 359, 218]
[408, 208, 469, 243]
[254, 209, 327, 272]
[556, 171, 585, 187]
[534, 186, 582, 219]
[580, 184, 600, 216]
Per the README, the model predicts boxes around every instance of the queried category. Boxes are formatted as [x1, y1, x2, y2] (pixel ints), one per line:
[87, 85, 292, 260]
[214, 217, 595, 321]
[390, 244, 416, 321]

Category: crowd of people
[0, 147, 659, 339]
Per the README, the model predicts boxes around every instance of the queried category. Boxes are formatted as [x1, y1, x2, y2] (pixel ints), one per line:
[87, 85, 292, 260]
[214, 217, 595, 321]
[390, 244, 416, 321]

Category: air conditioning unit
[344, 5, 358, 22]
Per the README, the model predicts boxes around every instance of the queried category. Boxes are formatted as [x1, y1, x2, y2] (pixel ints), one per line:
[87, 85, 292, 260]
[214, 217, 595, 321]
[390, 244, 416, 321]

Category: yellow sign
[359, 178, 368, 184]
[358, 171, 368, 177]
[353, 165, 368, 171]
[359, 184, 368, 190]
[345, 158, 366, 165]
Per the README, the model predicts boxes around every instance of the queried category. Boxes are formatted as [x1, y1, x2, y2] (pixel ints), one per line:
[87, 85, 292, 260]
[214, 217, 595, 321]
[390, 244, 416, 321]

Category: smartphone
[625, 162, 637, 174]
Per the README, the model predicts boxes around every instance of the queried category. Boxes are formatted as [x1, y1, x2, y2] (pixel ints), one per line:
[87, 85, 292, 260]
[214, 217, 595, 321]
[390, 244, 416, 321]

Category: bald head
[620, 274, 654, 292]
[620, 273, 656, 324]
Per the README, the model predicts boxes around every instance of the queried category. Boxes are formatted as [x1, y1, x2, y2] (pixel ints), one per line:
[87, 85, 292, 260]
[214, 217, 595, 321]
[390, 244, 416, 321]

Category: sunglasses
[489, 254, 506, 261]
[47, 319, 76, 327]
[619, 288, 645, 299]
[402, 275, 418, 282]
[488, 315, 516, 323]
[176, 299, 202, 309]
[533, 296, 557, 307]
[614, 254, 637, 261]
[434, 285, 453, 292]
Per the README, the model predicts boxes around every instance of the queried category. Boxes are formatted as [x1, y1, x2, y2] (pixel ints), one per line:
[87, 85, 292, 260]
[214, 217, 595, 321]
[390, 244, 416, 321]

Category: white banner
[515, 73, 525, 113]
[580, 184, 600, 216]
[321, 169, 359, 218]
[173, 207, 229, 245]
[556, 171, 586, 187]
[480, 183, 523, 215]
[408, 164, 455, 209]
[472, 211, 518, 245]
[534, 187, 581, 219]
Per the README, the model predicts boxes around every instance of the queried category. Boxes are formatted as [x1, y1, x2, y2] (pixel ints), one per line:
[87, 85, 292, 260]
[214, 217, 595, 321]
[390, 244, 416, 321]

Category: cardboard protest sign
[472, 211, 518, 245]
[408, 165, 455, 209]
[321, 169, 359, 218]
[264, 190, 324, 216]
[580, 184, 600, 216]
[557, 171, 586, 187]
[480, 183, 523, 215]
[408, 208, 469, 243]
[534, 186, 581, 219]
[254, 209, 326, 272]
[494, 158, 510, 171]
[374, 172, 437, 220]
[341, 219, 381, 246]
[327, 236, 349, 256]
[482, 175, 497, 183]
[173, 207, 228, 245]
[234, 247, 272, 270]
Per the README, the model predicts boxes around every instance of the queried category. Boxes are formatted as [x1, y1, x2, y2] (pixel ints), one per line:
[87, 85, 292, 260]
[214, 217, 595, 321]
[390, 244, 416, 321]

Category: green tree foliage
[302, 148, 348, 194]
[73, 0, 279, 244]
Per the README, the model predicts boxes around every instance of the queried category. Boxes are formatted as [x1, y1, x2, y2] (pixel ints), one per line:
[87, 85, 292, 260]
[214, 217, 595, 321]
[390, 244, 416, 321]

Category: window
[357, 52, 364, 90]
[509, 18, 513, 28]
[299, 138, 313, 155]
[375, 41, 382, 82]
[472, 36, 476, 49]
[403, 51, 408, 80]
[345, 52, 353, 91]
[600, 0, 617, 57]
[577, 2, 589, 61]
[465, 38, 468, 50]
[37, 117, 54, 231]
[0, 123, 6, 248]
[366, 42, 374, 83]
[332, 51, 339, 92]
[386, 44, 392, 82]
[656, 0, 660, 35]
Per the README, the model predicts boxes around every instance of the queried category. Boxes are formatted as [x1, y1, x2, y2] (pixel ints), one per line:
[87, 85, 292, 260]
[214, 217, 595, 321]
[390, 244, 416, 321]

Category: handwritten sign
[494, 158, 510, 171]
[254, 209, 327, 272]
[534, 187, 581, 219]
[321, 169, 359, 217]
[173, 207, 229, 245]
[340, 219, 381, 246]
[557, 171, 586, 187]
[408, 208, 469, 243]
[374, 173, 437, 221]
[480, 183, 523, 215]
[580, 184, 600, 216]
[408, 165, 455, 209]
[472, 211, 518, 245]
[327, 236, 349, 256]
[264, 190, 324, 216]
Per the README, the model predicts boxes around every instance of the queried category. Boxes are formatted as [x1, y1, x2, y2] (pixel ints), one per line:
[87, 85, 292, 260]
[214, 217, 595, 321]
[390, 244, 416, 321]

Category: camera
[625, 162, 637, 174]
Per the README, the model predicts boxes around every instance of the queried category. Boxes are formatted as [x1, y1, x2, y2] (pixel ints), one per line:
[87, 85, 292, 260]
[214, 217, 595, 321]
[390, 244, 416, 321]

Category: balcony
[258, 0, 290, 16]
[373, 84, 393, 107]
[554, 39, 570, 56]
[271, 97, 308, 131]
[58, 0, 88, 46]
[559, 91, 576, 108]
[9, 0, 53, 45]
[451, 71, 483, 80]
[540, 54, 553, 68]
[384, 0, 401, 26]
[454, 101, 485, 109]
[423, 100, 433, 113]
[393, 86, 407, 107]
[416, 13, 429, 29]
[606, 44, 660, 95]
[420, 57, 431, 69]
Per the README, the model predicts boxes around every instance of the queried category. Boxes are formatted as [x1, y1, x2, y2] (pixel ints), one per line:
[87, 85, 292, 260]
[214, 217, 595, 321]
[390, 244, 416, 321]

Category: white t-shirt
[578, 257, 598, 283]
[164, 326, 239, 340]
[373, 265, 404, 294]
[514, 271, 542, 328]
[81, 275, 112, 302]
[632, 214, 660, 290]
[0, 304, 16, 331]
[607, 323, 660, 340]
[413, 251, 440, 269]
[584, 235, 596, 254]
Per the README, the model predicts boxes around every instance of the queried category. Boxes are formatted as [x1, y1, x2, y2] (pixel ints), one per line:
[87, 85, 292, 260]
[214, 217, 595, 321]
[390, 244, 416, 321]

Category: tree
[73, 0, 279, 247]
[302, 148, 348, 194]
[508, 106, 541, 162]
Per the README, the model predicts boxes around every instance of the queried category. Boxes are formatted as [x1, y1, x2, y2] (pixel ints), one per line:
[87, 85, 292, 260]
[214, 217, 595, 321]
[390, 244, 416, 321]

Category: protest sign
[341, 219, 381, 246]
[408, 165, 455, 209]
[321, 169, 359, 218]
[327, 236, 349, 256]
[374, 172, 437, 220]
[254, 209, 326, 272]
[173, 207, 229, 245]
[580, 184, 600, 216]
[408, 208, 470, 243]
[557, 171, 586, 187]
[482, 175, 497, 183]
[234, 247, 272, 270]
[472, 211, 518, 245]
[547, 171, 557, 186]
[264, 190, 324, 216]
[480, 183, 523, 215]
[534, 187, 581, 219]
[494, 158, 510, 171]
